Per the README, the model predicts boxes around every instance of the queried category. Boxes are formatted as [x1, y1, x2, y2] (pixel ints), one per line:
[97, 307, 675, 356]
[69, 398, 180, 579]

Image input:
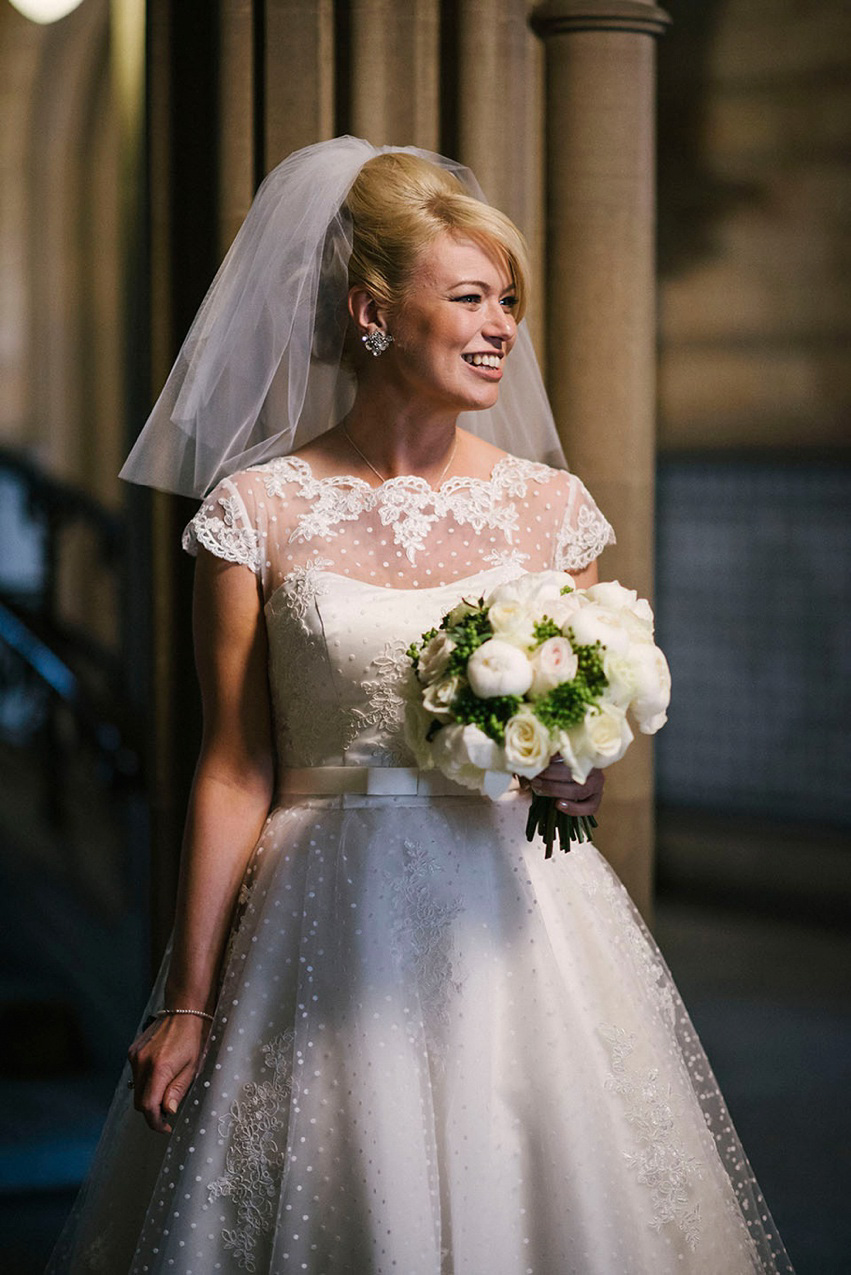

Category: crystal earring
[362, 328, 393, 357]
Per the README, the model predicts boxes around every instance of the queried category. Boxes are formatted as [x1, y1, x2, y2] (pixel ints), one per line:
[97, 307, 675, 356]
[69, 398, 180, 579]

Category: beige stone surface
[658, 1, 851, 453]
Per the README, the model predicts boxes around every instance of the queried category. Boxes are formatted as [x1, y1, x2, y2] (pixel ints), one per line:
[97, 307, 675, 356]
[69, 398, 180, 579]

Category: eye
[451, 293, 482, 305]
[500, 295, 518, 309]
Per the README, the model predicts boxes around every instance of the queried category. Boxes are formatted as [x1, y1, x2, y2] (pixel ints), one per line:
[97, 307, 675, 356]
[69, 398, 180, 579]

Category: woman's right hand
[127, 1013, 209, 1134]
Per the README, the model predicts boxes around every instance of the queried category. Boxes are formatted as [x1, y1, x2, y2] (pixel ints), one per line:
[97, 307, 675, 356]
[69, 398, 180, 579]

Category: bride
[49, 137, 793, 1274]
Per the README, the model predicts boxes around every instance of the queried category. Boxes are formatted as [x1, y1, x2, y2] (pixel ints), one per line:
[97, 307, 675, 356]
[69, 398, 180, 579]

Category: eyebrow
[449, 279, 516, 293]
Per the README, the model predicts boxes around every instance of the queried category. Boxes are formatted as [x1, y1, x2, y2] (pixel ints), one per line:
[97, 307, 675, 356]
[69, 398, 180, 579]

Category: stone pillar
[217, 0, 255, 251]
[264, 0, 335, 167]
[531, 0, 670, 918]
[348, 0, 440, 149]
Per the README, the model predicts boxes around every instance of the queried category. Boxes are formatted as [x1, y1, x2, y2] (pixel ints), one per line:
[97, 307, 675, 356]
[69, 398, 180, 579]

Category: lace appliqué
[389, 840, 464, 1058]
[207, 1029, 297, 1272]
[482, 545, 530, 570]
[600, 1024, 703, 1250]
[281, 555, 332, 635]
[344, 640, 413, 764]
[555, 496, 616, 573]
[256, 454, 551, 565]
[184, 491, 262, 573]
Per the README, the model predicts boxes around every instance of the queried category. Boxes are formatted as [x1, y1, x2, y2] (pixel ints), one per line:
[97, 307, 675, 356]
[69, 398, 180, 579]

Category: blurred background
[0, 0, 848, 1271]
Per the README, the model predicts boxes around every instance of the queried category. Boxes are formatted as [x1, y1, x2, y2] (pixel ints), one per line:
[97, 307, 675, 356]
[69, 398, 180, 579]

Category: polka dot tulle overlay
[48, 458, 794, 1274]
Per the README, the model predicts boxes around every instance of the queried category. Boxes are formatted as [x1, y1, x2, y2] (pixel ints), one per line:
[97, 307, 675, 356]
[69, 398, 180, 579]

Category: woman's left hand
[525, 761, 604, 815]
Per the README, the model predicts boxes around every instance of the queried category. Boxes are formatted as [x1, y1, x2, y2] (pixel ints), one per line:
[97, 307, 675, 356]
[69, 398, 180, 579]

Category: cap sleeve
[552, 473, 616, 573]
[182, 473, 265, 579]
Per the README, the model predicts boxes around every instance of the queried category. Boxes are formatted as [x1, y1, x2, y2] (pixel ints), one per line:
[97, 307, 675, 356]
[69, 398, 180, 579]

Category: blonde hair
[345, 152, 530, 321]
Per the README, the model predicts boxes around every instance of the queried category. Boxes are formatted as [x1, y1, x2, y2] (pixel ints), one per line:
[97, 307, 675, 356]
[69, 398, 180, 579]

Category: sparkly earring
[361, 328, 393, 358]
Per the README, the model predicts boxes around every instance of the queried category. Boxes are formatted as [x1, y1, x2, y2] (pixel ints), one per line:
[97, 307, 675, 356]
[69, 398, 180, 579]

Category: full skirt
[48, 793, 793, 1274]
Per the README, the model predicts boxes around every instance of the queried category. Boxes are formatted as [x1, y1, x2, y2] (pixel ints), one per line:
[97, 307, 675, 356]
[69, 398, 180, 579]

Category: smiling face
[379, 233, 519, 416]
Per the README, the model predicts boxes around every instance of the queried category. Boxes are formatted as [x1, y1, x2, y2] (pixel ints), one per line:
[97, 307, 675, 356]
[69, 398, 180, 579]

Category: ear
[348, 286, 389, 335]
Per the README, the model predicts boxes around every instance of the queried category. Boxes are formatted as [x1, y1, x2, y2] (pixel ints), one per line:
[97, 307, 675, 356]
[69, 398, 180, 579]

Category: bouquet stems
[525, 793, 597, 859]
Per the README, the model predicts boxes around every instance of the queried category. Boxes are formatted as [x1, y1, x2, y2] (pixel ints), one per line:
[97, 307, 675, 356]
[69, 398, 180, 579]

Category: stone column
[264, 0, 335, 167]
[531, 0, 670, 917]
[348, 0, 440, 149]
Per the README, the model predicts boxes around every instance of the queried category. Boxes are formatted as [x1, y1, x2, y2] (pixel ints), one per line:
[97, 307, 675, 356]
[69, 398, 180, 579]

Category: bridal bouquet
[405, 571, 670, 857]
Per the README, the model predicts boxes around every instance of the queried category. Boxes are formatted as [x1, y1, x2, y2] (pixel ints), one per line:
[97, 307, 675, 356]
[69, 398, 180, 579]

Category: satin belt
[278, 765, 484, 801]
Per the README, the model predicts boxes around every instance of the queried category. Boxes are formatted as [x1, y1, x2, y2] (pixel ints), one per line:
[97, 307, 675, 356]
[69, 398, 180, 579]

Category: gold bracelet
[157, 1007, 214, 1023]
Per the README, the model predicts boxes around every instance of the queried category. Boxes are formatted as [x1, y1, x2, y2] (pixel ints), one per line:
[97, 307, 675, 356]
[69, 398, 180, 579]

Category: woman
[49, 138, 793, 1274]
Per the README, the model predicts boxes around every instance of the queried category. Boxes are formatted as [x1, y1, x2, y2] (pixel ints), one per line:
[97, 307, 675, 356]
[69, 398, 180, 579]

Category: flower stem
[524, 793, 597, 858]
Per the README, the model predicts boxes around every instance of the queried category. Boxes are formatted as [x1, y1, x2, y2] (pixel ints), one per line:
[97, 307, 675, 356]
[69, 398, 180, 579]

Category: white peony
[585, 580, 655, 643]
[584, 580, 638, 610]
[601, 649, 638, 709]
[431, 723, 512, 797]
[467, 638, 534, 699]
[628, 643, 671, 734]
[418, 630, 456, 683]
[503, 707, 554, 778]
[421, 674, 462, 722]
[529, 636, 579, 696]
[565, 603, 631, 655]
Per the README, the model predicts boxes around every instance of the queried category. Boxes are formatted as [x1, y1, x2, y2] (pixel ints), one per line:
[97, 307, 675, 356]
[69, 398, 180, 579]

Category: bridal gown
[49, 454, 794, 1275]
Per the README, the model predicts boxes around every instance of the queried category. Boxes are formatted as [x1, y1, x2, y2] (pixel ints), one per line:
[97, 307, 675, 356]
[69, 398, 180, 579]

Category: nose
[484, 300, 516, 343]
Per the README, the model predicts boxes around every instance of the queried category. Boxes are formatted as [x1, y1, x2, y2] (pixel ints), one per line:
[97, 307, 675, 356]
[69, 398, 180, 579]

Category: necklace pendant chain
[343, 424, 458, 488]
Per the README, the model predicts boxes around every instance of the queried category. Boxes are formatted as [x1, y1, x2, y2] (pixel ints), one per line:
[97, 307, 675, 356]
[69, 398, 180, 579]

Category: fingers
[529, 766, 605, 815]
[127, 1019, 205, 1134]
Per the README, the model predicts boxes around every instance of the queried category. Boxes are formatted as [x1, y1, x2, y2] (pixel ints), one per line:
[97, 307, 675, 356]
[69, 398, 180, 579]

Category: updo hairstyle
[344, 152, 530, 322]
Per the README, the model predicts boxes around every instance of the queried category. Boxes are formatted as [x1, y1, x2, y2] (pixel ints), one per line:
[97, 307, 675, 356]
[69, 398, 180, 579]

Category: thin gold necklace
[342, 423, 459, 488]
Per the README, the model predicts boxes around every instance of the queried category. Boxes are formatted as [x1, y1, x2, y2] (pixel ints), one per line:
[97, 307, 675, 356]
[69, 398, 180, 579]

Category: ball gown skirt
[47, 787, 792, 1274]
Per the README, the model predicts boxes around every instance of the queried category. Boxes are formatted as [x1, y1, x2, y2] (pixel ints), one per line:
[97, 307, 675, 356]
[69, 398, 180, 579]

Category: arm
[128, 548, 275, 1132]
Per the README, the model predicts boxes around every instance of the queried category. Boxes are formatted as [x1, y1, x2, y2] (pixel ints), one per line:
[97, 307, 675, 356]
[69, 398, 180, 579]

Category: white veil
[121, 136, 565, 498]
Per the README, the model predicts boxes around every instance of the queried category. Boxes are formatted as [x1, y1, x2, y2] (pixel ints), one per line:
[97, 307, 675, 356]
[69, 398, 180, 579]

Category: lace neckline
[252, 452, 551, 565]
[258, 451, 524, 496]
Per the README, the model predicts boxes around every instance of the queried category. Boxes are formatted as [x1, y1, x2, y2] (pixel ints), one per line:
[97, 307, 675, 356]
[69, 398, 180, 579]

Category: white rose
[503, 707, 554, 778]
[628, 643, 671, 734]
[421, 674, 462, 722]
[431, 722, 511, 796]
[585, 702, 634, 763]
[467, 639, 534, 699]
[561, 703, 634, 782]
[529, 636, 579, 696]
[418, 630, 456, 683]
[566, 603, 631, 655]
[487, 597, 536, 649]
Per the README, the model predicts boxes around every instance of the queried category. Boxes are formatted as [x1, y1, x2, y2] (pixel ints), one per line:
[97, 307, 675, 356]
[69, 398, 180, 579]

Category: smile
[462, 353, 501, 368]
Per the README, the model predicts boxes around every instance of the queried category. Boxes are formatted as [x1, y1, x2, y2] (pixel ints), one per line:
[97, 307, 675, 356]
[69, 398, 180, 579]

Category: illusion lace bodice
[183, 453, 616, 769]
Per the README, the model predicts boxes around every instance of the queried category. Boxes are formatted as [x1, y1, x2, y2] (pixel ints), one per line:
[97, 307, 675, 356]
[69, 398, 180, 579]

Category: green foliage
[533, 637, 608, 732]
[444, 606, 493, 676]
[532, 616, 562, 645]
[451, 684, 521, 745]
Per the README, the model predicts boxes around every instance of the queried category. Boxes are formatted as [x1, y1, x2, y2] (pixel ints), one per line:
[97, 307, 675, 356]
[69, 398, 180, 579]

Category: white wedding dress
[49, 454, 794, 1274]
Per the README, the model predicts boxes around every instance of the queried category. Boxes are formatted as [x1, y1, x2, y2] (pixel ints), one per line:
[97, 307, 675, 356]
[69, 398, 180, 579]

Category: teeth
[464, 353, 501, 368]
